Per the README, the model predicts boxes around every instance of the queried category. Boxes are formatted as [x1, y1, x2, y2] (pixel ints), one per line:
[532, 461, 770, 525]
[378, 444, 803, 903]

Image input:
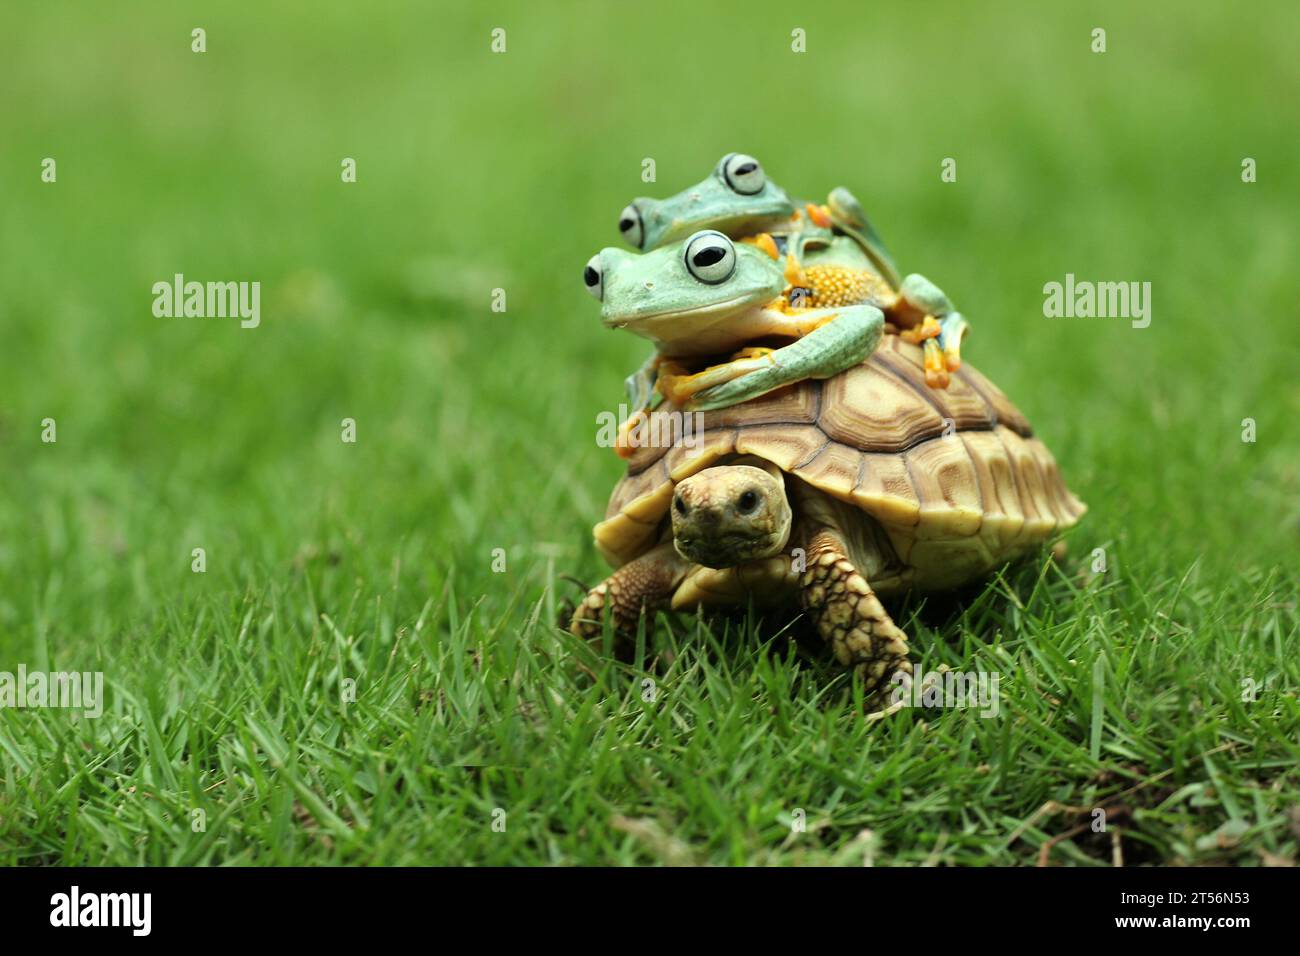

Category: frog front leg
[614, 349, 664, 459]
[664, 305, 885, 412]
[624, 349, 661, 411]
[890, 273, 953, 328]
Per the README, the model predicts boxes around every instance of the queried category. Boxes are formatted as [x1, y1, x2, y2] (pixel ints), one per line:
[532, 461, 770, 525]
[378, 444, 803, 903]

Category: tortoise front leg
[798, 526, 913, 698]
[569, 541, 690, 645]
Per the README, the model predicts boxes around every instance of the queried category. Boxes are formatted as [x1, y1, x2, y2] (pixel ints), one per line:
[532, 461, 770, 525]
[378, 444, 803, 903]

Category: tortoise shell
[595, 335, 1085, 590]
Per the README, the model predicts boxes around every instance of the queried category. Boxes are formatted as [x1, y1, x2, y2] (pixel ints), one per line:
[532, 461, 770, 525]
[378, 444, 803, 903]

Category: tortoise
[569, 334, 1086, 693]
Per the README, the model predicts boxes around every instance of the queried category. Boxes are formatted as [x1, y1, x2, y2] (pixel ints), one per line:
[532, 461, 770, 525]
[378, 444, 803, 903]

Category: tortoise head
[670, 464, 791, 569]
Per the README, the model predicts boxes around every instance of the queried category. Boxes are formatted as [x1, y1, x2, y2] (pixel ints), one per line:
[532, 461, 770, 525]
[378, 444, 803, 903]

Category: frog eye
[722, 153, 765, 195]
[583, 254, 603, 300]
[617, 204, 644, 249]
[683, 231, 736, 284]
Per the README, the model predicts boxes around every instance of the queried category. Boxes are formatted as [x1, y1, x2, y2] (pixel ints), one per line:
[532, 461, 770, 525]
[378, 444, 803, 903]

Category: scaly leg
[569, 541, 690, 645]
[799, 526, 913, 699]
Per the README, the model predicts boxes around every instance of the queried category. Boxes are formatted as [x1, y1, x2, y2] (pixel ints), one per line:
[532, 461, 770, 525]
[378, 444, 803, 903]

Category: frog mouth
[602, 295, 758, 331]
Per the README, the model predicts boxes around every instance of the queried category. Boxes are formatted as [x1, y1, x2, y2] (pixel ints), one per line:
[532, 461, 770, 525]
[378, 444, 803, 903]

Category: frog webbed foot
[937, 312, 968, 372]
[892, 274, 969, 389]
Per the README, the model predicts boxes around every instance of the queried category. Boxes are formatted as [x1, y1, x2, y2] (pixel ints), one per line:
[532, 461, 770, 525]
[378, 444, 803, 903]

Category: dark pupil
[693, 246, 726, 268]
[619, 218, 634, 232]
[738, 491, 758, 512]
[675, 497, 686, 515]
[734, 162, 757, 176]
[584, 265, 599, 287]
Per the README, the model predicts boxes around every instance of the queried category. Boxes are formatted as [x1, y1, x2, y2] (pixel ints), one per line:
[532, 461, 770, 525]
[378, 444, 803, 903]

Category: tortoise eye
[737, 490, 759, 513]
[683, 231, 736, 284]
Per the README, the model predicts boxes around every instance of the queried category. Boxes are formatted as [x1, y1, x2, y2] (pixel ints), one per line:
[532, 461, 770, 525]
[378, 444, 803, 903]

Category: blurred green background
[0, 1, 1296, 864]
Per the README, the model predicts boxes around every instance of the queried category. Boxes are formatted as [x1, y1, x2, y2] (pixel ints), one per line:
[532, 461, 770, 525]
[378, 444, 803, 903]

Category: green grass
[1, 0, 1297, 865]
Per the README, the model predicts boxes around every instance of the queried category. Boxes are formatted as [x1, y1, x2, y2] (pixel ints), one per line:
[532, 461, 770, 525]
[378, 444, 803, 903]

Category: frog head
[583, 230, 785, 355]
[616, 153, 796, 252]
